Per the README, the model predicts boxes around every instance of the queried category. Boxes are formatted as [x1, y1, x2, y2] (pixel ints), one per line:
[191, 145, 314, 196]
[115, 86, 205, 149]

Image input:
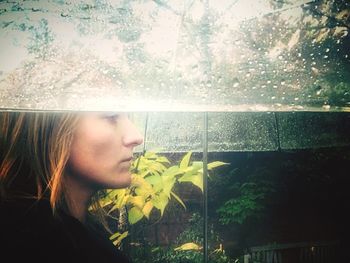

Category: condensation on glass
[134, 112, 350, 153]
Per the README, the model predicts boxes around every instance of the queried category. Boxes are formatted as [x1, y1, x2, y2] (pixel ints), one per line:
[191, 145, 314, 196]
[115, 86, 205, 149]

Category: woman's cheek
[91, 139, 120, 169]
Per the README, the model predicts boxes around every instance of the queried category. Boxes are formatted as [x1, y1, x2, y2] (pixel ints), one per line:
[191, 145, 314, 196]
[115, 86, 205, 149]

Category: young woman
[0, 111, 143, 263]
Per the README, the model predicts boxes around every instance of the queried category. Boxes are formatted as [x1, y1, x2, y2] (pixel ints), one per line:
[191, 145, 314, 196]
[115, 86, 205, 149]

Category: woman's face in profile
[68, 113, 143, 190]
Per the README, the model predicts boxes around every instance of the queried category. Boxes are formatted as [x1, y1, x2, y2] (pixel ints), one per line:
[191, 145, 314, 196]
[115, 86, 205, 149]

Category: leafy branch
[97, 151, 228, 246]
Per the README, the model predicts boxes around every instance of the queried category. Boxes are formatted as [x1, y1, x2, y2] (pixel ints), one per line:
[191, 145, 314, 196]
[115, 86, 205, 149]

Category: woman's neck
[64, 175, 96, 224]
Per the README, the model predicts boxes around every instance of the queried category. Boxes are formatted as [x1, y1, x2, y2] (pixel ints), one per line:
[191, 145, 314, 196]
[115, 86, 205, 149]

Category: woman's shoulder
[0, 197, 132, 263]
[0, 198, 73, 262]
[59, 211, 133, 263]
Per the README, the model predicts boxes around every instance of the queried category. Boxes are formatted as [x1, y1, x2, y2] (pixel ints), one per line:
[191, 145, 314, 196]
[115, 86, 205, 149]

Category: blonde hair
[0, 111, 79, 213]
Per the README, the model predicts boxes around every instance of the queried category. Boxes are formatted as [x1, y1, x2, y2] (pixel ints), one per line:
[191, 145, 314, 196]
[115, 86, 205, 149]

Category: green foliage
[176, 213, 203, 246]
[98, 151, 228, 245]
[110, 231, 129, 247]
[215, 167, 276, 225]
[217, 182, 265, 225]
[101, 151, 227, 224]
[131, 213, 237, 263]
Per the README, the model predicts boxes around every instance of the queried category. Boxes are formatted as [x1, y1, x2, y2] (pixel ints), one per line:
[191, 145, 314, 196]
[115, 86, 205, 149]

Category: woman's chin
[112, 172, 132, 189]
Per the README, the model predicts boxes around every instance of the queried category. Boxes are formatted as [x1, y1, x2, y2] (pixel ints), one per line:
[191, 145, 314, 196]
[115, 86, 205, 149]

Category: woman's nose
[122, 120, 144, 147]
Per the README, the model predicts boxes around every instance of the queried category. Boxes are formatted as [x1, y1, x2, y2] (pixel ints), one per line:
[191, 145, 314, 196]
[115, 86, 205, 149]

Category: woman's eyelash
[103, 113, 119, 122]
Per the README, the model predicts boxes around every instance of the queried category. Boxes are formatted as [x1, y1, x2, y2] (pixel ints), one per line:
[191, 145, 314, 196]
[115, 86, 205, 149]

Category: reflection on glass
[0, 0, 349, 111]
[208, 147, 350, 263]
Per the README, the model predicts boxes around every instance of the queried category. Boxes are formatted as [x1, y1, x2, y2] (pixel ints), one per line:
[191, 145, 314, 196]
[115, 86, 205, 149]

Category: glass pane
[1, 0, 349, 111]
[126, 112, 206, 263]
[208, 147, 350, 262]
[139, 112, 204, 153]
[134, 112, 350, 153]
[208, 112, 279, 152]
[278, 112, 350, 149]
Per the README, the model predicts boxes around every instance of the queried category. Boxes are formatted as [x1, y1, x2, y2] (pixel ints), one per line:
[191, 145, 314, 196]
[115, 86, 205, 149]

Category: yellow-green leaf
[152, 192, 169, 216]
[207, 161, 229, 170]
[142, 201, 153, 219]
[133, 175, 154, 197]
[179, 172, 203, 192]
[174, 242, 202, 251]
[148, 161, 167, 174]
[98, 197, 112, 208]
[128, 207, 144, 224]
[192, 161, 203, 172]
[128, 196, 145, 209]
[144, 151, 158, 159]
[138, 170, 150, 178]
[161, 176, 176, 198]
[156, 156, 170, 164]
[115, 189, 128, 207]
[110, 231, 129, 247]
[180, 151, 192, 170]
[162, 166, 183, 178]
[170, 191, 186, 210]
[145, 174, 163, 192]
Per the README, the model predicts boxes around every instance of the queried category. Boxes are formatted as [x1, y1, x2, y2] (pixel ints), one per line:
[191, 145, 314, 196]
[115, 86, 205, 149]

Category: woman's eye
[103, 114, 119, 124]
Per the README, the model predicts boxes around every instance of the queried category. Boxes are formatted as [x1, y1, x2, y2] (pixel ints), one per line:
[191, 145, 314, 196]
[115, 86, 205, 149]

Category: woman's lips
[121, 157, 133, 162]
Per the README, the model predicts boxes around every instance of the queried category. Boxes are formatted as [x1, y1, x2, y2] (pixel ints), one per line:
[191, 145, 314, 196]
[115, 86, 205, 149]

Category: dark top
[0, 198, 131, 263]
